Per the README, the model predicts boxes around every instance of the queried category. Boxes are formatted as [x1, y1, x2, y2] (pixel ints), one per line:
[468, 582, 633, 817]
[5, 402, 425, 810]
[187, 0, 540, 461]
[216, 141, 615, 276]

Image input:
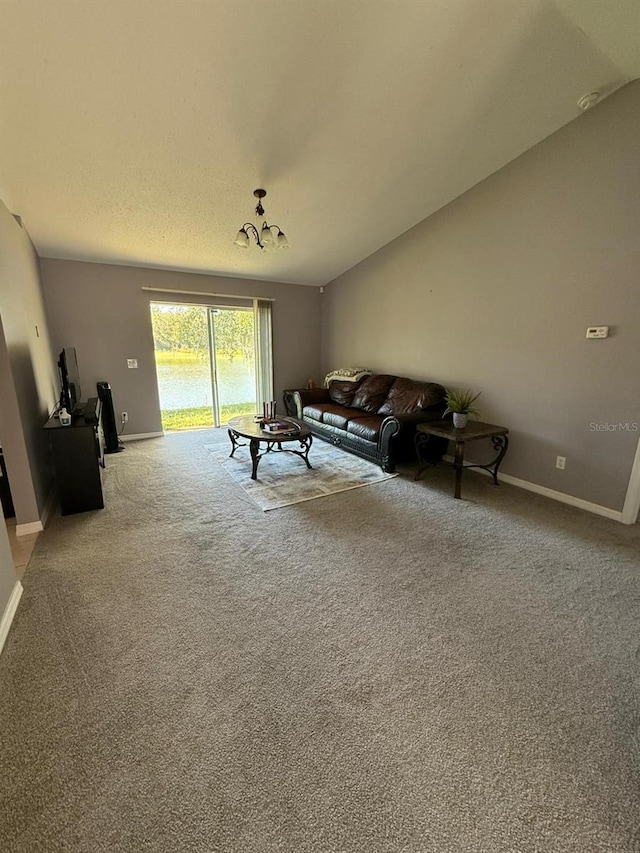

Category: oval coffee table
[227, 415, 313, 480]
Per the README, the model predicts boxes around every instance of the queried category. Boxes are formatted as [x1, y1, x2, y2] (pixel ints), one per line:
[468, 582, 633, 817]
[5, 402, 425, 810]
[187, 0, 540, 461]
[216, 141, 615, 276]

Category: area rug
[204, 438, 397, 511]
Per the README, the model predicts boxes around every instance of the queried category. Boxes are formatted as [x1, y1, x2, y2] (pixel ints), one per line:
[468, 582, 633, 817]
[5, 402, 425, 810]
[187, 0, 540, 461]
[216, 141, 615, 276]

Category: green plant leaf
[443, 387, 482, 417]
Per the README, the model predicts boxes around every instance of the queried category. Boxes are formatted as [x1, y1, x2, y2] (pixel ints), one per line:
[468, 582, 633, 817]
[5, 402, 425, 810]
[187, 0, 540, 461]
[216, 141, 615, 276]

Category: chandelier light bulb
[234, 228, 249, 248]
[261, 223, 274, 245]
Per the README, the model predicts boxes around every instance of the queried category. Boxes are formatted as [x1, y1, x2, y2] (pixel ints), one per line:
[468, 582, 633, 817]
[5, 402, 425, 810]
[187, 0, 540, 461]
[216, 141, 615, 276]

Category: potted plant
[444, 388, 481, 429]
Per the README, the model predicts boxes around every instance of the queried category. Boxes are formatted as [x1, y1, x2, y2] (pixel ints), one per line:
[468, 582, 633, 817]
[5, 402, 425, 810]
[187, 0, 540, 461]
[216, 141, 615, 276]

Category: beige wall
[40, 260, 322, 436]
[0, 200, 59, 524]
[322, 81, 640, 512]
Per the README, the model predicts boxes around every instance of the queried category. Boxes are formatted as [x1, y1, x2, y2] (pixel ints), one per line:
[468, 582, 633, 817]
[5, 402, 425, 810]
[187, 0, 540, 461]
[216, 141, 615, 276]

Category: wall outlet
[127, 358, 138, 368]
[556, 455, 566, 470]
[121, 412, 128, 424]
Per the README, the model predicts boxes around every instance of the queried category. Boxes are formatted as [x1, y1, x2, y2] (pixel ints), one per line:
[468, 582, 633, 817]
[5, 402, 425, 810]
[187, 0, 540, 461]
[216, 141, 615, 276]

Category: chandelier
[234, 189, 290, 250]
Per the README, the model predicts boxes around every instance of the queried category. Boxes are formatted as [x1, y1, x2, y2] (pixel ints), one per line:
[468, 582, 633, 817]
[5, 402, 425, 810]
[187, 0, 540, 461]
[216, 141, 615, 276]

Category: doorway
[150, 303, 258, 431]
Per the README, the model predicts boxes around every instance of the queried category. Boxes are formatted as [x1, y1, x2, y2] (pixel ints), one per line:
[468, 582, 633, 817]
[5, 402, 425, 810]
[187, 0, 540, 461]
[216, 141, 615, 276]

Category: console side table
[283, 388, 311, 417]
[415, 420, 509, 499]
[283, 390, 300, 417]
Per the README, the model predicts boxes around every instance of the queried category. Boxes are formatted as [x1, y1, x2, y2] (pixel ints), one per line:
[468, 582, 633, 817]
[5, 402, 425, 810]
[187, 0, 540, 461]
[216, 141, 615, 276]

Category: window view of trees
[213, 310, 255, 366]
[150, 304, 256, 431]
[150, 305, 209, 358]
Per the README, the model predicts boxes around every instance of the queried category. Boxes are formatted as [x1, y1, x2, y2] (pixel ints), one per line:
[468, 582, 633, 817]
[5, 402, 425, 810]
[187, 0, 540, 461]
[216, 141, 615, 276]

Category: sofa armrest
[293, 388, 330, 417]
[379, 409, 444, 442]
[379, 408, 447, 464]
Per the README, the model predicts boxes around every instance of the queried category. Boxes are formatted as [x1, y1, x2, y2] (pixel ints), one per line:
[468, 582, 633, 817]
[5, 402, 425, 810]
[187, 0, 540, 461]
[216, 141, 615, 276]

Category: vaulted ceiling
[0, 0, 637, 286]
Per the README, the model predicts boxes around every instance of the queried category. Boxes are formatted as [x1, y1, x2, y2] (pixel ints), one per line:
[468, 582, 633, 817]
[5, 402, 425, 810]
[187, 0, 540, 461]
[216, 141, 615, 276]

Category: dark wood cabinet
[44, 398, 105, 515]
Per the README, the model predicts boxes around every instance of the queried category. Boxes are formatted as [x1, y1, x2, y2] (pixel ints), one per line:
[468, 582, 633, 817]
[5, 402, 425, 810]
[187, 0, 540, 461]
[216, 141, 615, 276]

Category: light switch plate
[127, 358, 138, 368]
[586, 326, 609, 339]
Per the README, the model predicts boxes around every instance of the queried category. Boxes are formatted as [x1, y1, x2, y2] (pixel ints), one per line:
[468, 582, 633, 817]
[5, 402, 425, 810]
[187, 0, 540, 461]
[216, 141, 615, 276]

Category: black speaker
[97, 381, 123, 453]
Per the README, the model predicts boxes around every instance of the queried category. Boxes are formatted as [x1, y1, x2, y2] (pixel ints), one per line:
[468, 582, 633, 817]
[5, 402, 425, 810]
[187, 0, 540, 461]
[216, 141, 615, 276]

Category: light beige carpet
[2, 428, 640, 852]
[204, 437, 397, 510]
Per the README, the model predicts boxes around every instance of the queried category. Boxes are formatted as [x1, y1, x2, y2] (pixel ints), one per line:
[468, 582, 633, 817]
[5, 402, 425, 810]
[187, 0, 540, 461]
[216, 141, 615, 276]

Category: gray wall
[322, 81, 640, 512]
[40, 260, 322, 436]
[0, 200, 59, 523]
[0, 315, 39, 522]
[0, 313, 19, 625]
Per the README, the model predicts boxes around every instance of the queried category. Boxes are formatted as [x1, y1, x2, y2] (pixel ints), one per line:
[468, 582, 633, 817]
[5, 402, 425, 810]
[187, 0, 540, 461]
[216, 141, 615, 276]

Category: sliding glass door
[209, 307, 257, 425]
[150, 304, 213, 431]
[150, 303, 258, 431]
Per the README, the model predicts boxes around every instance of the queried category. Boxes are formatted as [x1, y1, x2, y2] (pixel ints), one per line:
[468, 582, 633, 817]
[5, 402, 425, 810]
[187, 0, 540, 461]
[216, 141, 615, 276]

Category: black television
[58, 347, 82, 414]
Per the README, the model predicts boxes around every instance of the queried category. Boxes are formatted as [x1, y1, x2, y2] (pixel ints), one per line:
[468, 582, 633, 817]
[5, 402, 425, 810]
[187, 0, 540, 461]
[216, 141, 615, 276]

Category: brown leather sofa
[294, 373, 447, 472]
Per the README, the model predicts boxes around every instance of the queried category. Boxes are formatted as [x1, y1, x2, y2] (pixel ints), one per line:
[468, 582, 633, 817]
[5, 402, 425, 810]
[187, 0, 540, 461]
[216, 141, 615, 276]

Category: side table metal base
[414, 422, 510, 500]
[451, 434, 509, 498]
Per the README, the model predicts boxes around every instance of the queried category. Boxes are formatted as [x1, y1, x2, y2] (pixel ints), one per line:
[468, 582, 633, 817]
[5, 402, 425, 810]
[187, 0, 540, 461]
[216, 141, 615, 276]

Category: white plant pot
[453, 413, 468, 429]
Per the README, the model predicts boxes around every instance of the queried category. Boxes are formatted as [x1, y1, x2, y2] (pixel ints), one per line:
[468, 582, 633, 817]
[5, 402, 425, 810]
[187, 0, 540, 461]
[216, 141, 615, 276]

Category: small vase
[453, 413, 468, 429]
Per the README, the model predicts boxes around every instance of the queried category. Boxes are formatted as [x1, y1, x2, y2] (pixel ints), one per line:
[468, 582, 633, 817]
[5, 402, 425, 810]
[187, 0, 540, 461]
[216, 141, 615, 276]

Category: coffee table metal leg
[278, 434, 313, 469]
[250, 438, 260, 480]
[453, 441, 465, 499]
[228, 429, 240, 457]
[300, 434, 313, 469]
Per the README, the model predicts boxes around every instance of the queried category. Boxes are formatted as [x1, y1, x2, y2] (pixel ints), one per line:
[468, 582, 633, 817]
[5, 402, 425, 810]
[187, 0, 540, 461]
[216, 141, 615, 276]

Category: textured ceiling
[0, 0, 637, 286]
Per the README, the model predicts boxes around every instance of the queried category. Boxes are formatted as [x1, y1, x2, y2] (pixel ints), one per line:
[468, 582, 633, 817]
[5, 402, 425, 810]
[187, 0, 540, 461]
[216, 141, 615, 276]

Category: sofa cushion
[322, 406, 366, 430]
[378, 378, 445, 416]
[302, 403, 363, 428]
[346, 415, 384, 442]
[328, 379, 364, 407]
[302, 403, 332, 423]
[351, 374, 397, 413]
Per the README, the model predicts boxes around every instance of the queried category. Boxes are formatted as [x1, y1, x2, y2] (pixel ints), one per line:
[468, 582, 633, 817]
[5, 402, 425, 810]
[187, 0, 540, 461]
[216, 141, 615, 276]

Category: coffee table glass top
[227, 415, 313, 480]
[227, 415, 310, 441]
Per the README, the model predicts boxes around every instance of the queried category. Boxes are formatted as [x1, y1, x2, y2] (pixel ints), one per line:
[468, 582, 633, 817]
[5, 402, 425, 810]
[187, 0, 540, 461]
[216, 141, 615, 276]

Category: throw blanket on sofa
[324, 367, 372, 387]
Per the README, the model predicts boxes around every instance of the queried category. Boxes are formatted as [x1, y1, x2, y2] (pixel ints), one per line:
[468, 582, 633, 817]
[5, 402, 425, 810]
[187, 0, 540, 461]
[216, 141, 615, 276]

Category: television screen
[58, 347, 82, 413]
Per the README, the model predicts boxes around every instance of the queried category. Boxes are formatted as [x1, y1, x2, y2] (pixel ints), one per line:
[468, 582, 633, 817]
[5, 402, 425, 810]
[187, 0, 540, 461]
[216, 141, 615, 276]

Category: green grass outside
[154, 349, 245, 365]
[162, 402, 255, 431]
[155, 350, 208, 365]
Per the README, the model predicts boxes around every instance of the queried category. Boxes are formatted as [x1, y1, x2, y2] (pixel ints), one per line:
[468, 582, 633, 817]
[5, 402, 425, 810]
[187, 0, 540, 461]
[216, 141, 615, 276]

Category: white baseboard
[621, 438, 640, 525]
[442, 455, 623, 522]
[0, 581, 23, 656]
[15, 520, 44, 537]
[16, 484, 55, 536]
[119, 432, 164, 442]
[489, 470, 622, 522]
